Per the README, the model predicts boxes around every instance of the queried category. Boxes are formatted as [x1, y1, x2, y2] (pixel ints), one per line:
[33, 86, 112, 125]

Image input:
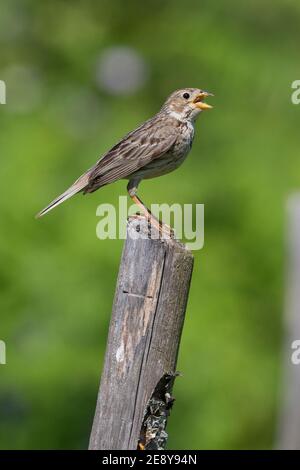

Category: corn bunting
[36, 88, 213, 231]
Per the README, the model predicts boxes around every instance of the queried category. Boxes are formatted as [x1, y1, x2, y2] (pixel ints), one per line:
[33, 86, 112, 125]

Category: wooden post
[277, 195, 300, 449]
[89, 217, 194, 450]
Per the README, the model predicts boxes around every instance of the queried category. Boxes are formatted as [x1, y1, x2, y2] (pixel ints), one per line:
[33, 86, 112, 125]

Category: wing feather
[84, 116, 178, 193]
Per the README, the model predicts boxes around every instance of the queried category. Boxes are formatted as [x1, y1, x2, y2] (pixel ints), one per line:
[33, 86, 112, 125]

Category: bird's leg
[127, 180, 173, 237]
[127, 180, 160, 230]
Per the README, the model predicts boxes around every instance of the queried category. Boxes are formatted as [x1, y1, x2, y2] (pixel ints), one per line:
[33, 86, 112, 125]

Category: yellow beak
[193, 91, 213, 110]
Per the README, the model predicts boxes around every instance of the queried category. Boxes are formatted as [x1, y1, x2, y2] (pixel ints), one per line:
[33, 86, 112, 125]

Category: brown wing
[84, 115, 178, 193]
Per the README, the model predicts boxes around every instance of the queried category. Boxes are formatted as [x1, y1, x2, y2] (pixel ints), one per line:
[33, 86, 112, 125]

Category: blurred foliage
[0, 0, 299, 450]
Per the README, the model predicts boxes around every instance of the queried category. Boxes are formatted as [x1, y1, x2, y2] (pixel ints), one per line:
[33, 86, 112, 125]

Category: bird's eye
[183, 92, 190, 99]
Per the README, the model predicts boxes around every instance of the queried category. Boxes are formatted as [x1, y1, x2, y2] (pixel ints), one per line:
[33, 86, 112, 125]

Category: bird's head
[162, 88, 213, 121]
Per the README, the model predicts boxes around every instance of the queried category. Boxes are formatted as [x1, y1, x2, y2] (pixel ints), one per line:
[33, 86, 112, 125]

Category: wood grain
[89, 217, 194, 450]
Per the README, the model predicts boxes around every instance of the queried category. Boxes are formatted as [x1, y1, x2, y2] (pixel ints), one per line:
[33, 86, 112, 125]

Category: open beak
[193, 91, 214, 110]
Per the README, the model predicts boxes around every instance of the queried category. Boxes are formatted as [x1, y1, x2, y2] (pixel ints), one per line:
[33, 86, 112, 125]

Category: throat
[167, 110, 187, 122]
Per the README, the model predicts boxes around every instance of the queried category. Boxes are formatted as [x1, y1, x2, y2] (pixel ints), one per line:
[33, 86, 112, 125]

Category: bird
[36, 88, 213, 232]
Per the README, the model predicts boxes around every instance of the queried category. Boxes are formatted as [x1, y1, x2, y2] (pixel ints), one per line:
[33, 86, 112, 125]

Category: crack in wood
[127, 252, 166, 446]
[122, 290, 153, 299]
[138, 373, 178, 450]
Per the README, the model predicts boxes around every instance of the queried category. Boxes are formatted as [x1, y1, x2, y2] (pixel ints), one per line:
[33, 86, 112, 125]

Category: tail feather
[35, 173, 89, 218]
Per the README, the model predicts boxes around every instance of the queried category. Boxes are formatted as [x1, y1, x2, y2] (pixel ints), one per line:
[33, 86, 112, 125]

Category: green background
[0, 0, 299, 449]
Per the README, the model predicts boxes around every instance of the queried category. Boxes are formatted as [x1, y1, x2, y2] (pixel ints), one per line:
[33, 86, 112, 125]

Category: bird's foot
[147, 215, 174, 239]
[130, 212, 145, 221]
[129, 212, 174, 240]
[158, 221, 174, 239]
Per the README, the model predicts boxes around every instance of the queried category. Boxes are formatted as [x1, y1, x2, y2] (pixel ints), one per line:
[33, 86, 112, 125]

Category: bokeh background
[0, 0, 299, 450]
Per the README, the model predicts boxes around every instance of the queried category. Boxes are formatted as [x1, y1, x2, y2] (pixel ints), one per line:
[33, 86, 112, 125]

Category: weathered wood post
[277, 195, 300, 449]
[89, 217, 194, 450]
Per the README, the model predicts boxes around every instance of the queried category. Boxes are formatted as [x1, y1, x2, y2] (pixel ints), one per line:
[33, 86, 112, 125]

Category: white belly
[132, 121, 195, 180]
